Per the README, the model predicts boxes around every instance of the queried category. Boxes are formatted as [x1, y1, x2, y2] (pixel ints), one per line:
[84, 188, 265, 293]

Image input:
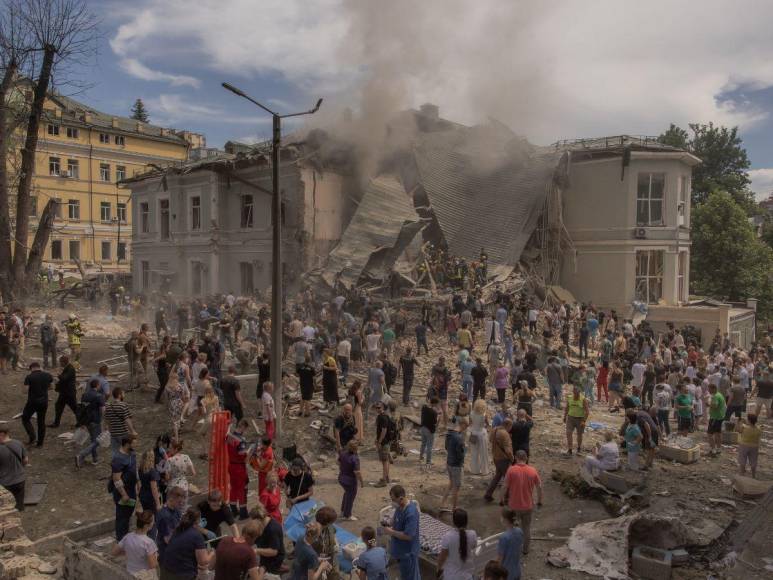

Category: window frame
[140, 202, 150, 233]
[141, 260, 150, 290]
[99, 133, 110, 144]
[29, 196, 37, 217]
[240, 194, 254, 228]
[159, 198, 170, 240]
[100, 201, 111, 223]
[678, 251, 688, 303]
[117, 242, 127, 262]
[68, 239, 80, 262]
[67, 159, 79, 179]
[116, 165, 126, 182]
[50, 239, 62, 260]
[47, 124, 60, 136]
[191, 195, 201, 231]
[53, 197, 62, 219]
[117, 202, 127, 224]
[636, 172, 666, 227]
[67, 199, 80, 221]
[114, 135, 125, 146]
[99, 163, 110, 182]
[635, 249, 665, 305]
[101, 240, 111, 261]
[66, 126, 79, 139]
[49, 156, 61, 176]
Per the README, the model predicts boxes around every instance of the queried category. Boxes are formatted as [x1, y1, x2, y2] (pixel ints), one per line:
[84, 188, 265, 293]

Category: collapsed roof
[313, 113, 568, 290]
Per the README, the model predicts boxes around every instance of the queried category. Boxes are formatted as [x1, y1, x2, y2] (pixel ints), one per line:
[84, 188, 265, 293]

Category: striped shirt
[104, 400, 132, 438]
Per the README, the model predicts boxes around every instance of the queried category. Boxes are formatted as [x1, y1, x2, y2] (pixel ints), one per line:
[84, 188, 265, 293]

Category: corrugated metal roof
[320, 175, 422, 289]
[413, 124, 561, 266]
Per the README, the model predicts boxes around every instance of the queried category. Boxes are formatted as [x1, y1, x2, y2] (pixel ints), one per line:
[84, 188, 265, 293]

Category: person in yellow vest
[63, 314, 84, 369]
[563, 384, 590, 455]
[736, 414, 762, 478]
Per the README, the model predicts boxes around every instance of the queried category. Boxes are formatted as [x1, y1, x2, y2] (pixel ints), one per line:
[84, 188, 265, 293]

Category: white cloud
[749, 168, 773, 200]
[145, 94, 273, 127]
[119, 59, 200, 88]
[111, 0, 773, 143]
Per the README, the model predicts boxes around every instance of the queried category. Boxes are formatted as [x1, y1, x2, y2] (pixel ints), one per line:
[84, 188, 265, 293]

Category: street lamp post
[222, 82, 322, 440]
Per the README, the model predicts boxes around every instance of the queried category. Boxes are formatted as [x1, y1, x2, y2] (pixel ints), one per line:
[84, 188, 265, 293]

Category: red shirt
[504, 463, 541, 511]
[214, 536, 258, 580]
[260, 486, 282, 523]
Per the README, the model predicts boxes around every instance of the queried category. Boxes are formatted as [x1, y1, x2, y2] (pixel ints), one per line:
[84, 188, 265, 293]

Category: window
[159, 199, 170, 239]
[635, 250, 664, 304]
[140, 202, 150, 233]
[240, 262, 254, 295]
[678, 176, 688, 226]
[240, 194, 253, 228]
[99, 133, 110, 144]
[141, 260, 150, 290]
[678, 251, 687, 303]
[29, 196, 37, 217]
[100, 201, 111, 222]
[66, 127, 79, 139]
[192, 261, 203, 294]
[117, 203, 127, 223]
[636, 173, 665, 226]
[68, 240, 80, 261]
[50, 240, 62, 260]
[53, 197, 62, 219]
[191, 196, 201, 230]
[49, 157, 61, 176]
[99, 163, 110, 182]
[117, 242, 127, 262]
[47, 124, 60, 136]
[67, 199, 80, 220]
[114, 135, 125, 146]
[101, 241, 111, 261]
[67, 159, 79, 179]
[116, 165, 126, 182]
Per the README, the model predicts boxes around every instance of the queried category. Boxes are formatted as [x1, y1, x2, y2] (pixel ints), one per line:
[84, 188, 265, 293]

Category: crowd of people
[1, 277, 771, 580]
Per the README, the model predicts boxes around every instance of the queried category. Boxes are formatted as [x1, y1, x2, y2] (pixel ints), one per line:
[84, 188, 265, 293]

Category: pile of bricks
[0, 487, 56, 579]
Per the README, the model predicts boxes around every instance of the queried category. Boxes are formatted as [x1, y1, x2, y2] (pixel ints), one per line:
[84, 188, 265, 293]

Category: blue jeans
[397, 553, 420, 580]
[462, 378, 473, 400]
[111, 436, 122, 456]
[549, 383, 562, 409]
[657, 409, 671, 435]
[78, 423, 101, 462]
[419, 427, 434, 464]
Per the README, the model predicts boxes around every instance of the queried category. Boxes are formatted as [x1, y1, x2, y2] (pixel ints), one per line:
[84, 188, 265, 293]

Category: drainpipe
[88, 127, 95, 267]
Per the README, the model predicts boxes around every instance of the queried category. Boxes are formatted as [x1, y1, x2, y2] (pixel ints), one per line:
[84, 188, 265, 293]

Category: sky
[60, 0, 773, 199]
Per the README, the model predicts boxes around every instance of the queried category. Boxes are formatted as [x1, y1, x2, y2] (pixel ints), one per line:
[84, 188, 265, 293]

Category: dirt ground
[3, 309, 773, 579]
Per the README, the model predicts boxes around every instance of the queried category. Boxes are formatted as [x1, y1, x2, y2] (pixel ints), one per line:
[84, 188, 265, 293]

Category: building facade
[558, 138, 699, 312]
[127, 152, 353, 296]
[29, 94, 198, 272]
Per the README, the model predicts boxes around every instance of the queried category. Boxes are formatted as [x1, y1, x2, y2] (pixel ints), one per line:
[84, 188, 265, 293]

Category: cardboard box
[658, 444, 700, 464]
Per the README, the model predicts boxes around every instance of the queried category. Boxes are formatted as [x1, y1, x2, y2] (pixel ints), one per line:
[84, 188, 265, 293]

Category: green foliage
[691, 191, 773, 317]
[658, 122, 753, 210]
[658, 124, 689, 149]
[130, 98, 149, 123]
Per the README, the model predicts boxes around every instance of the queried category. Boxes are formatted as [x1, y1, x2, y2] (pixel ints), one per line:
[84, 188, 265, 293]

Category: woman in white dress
[469, 399, 490, 475]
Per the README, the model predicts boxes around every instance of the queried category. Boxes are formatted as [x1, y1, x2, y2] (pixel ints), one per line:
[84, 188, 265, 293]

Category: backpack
[75, 402, 91, 427]
[384, 415, 398, 444]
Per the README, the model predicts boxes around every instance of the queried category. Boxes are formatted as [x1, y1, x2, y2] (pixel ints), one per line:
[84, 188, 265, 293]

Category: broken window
[636, 173, 665, 226]
[159, 199, 170, 239]
[240, 262, 254, 295]
[635, 250, 664, 304]
[140, 202, 150, 233]
[241, 194, 253, 228]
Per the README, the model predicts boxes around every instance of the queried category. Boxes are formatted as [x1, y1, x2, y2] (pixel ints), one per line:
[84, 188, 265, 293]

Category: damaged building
[125, 105, 755, 346]
[122, 141, 358, 296]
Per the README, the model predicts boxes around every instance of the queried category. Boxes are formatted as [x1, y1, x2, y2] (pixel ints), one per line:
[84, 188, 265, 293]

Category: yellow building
[29, 94, 200, 272]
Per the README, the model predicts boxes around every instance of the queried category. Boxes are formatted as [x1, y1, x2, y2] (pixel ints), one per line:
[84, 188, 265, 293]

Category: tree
[691, 190, 773, 315]
[658, 123, 689, 149]
[0, 0, 97, 299]
[130, 97, 149, 122]
[657, 122, 754, 209]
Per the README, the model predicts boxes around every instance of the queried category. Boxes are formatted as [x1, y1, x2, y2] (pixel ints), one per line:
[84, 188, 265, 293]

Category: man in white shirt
[337, 337, 351, 385]
[261, 382, 277, 440]
[365, 332, 381, 364]
[630, 361, 646, 389]
[584, 432, 619, 476]
[527, 308, 539, 334]
[301, 323, 316, 342]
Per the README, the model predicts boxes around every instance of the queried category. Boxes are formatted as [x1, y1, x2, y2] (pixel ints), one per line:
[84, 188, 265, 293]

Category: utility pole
[222, 82, 322, 440]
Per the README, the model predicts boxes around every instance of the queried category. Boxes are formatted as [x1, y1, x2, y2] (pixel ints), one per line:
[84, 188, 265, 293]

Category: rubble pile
[0, 488, 57, 579]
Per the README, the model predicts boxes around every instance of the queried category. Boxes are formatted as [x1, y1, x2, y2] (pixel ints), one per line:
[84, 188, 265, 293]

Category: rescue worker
[63, 314, 84, 369]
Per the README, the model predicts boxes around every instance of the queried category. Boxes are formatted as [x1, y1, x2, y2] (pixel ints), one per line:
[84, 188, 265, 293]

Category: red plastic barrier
[208, 410, 231, 499]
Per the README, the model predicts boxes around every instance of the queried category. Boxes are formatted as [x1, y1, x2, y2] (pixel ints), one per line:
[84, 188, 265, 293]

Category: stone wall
[0, 486, 57, 579]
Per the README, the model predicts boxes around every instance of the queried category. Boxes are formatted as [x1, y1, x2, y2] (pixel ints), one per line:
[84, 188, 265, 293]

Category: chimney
[420, 103, 439, 120]
[83, 113, 92, 123]
[746, 298, 758, 312]
[111, 117, 119, 128]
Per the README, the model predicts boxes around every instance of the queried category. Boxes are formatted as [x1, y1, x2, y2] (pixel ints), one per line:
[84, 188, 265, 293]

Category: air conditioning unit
[634, 227, 647, 239]
[59, 170, 71, 178]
